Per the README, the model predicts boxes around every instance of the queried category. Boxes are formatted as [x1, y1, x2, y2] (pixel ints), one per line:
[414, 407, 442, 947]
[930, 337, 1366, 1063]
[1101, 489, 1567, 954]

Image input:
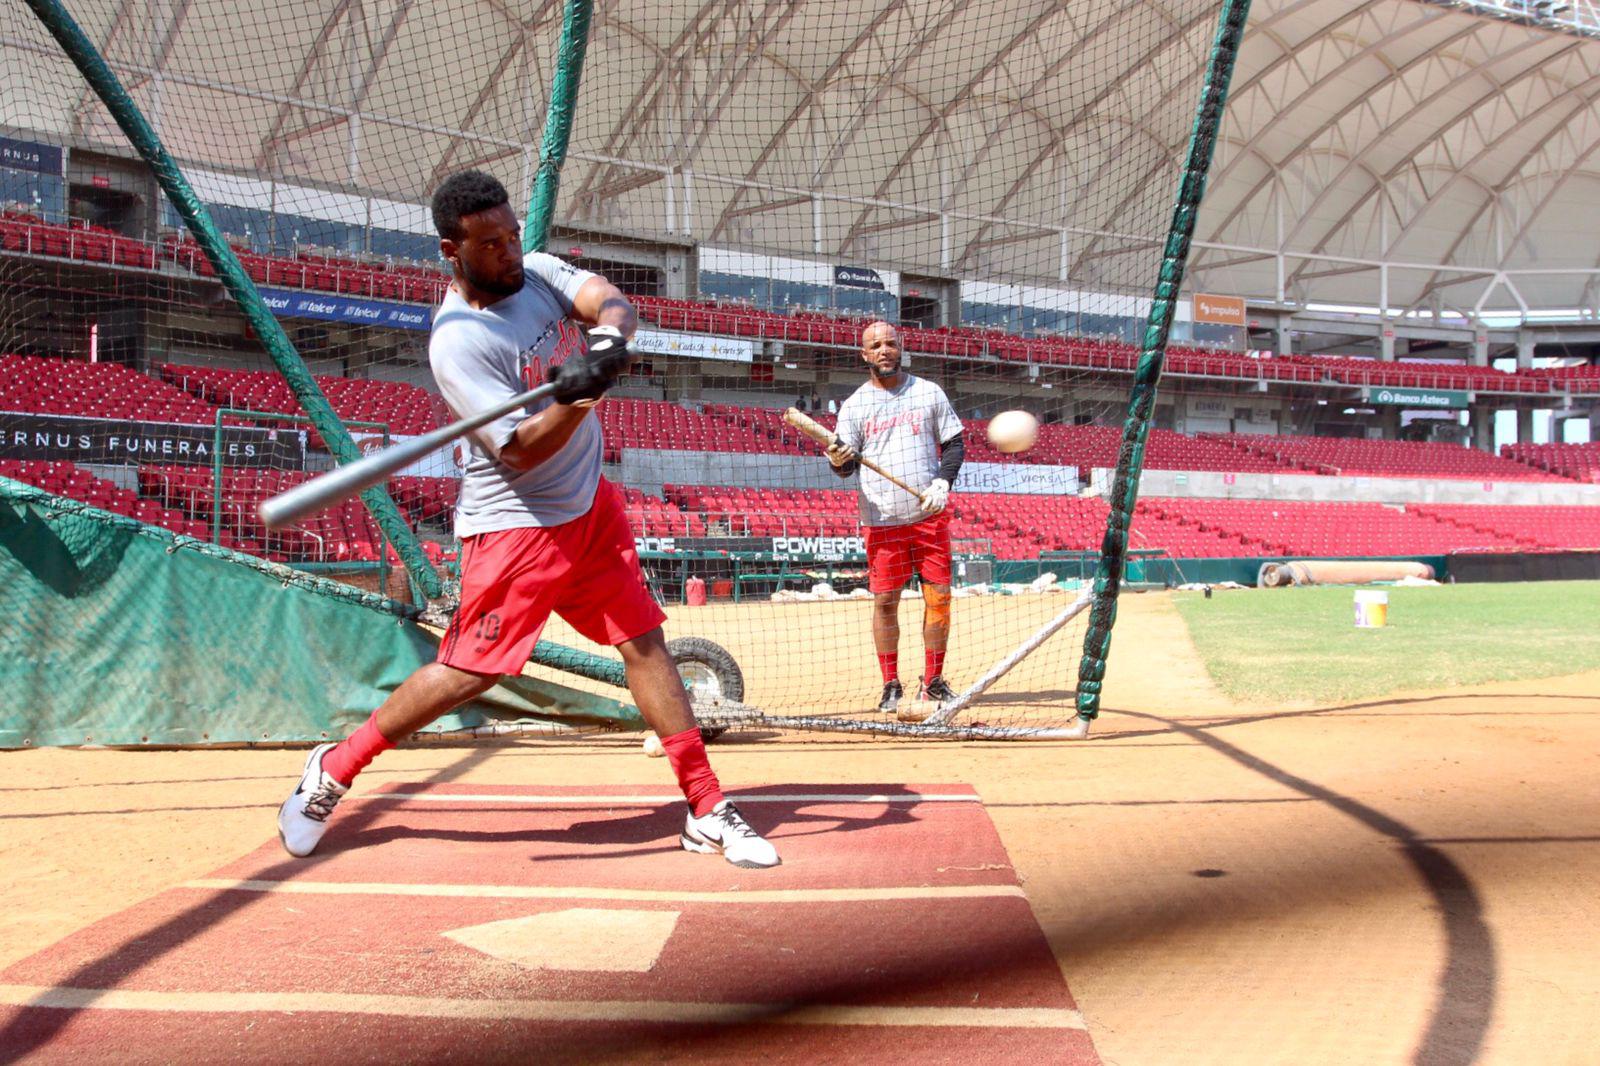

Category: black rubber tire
[666, 636, 744, 743]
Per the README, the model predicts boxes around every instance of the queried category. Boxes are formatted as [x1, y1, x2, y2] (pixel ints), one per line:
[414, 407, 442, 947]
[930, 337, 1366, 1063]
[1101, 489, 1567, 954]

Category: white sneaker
[277, 742, 348, 857]
[681, 800, 781, 869]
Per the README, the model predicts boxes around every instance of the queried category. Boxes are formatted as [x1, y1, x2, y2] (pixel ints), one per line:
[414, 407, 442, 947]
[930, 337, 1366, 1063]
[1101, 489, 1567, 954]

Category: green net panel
[1, 0, 1241, 741]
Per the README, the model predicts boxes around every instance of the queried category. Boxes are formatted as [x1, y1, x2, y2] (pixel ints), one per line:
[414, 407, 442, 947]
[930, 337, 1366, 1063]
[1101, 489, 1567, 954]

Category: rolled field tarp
[1258, 559, 1435, 587]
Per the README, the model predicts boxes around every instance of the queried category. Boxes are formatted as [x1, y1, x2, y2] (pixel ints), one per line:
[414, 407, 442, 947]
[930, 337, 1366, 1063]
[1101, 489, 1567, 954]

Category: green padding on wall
[0, 480, 641, 747]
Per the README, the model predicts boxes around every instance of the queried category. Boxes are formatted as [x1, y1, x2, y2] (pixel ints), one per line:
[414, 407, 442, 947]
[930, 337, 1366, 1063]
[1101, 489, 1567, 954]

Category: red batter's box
[0, 784, 1100, 1065]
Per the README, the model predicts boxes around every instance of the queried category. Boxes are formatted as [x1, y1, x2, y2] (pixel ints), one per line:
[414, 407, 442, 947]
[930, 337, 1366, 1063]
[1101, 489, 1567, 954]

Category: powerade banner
[259, 288, 432, 331]
[0, 137, 63, 176]
[769, 534, 866, 558]
[0, 412, 305, 467]
[635, 534, 866, 559]
[834, 265, 885, 290]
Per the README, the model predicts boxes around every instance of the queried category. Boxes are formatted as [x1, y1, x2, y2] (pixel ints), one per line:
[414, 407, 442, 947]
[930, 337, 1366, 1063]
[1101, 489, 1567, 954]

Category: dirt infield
[3, 592, 1597, 1064]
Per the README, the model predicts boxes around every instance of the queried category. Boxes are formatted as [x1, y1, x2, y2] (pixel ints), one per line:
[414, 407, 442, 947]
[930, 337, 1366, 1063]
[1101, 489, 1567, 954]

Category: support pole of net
[1074, 0, 1254, 723]
[22, 0, 443, 604]
[524, 0, 595, 254]
[503, 0, 645, 687]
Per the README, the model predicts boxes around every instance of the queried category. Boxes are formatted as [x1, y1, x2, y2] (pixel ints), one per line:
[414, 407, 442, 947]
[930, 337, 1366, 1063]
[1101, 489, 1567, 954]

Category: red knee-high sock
[320, 712, 395, 786]
[925, 649, 946, 680]
[659, 727, 724, 817]
[877, 652, 899, 683]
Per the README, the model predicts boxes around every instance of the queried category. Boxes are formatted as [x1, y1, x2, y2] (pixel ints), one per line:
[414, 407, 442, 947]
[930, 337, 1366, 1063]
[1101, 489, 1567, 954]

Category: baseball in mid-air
[987, 410, 1039, 454]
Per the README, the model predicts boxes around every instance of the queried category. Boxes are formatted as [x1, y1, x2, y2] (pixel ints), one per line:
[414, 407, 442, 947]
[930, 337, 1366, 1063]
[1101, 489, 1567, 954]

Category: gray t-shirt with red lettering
[834, 373, 962, 527]
[429, 252, 597, 536]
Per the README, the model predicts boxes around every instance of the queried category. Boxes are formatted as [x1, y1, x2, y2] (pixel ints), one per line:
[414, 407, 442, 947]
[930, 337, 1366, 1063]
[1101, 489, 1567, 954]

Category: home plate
[443, 908, 679, 972]
[0, 784, 1101, 1064]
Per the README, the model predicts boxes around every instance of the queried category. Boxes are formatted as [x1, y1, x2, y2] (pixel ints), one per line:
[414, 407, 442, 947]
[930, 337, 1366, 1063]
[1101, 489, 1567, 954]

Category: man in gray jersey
[278, 171, 777, 870]
[826, 321, 965, 715]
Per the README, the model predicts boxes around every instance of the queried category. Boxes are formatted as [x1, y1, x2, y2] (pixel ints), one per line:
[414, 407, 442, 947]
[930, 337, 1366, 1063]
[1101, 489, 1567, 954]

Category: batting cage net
[0, 0, 1240, 741]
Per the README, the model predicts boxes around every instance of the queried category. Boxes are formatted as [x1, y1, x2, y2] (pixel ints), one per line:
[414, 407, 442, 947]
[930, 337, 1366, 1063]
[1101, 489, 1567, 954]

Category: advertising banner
[0, 412, 305, 467]
[632, 329, 755, 364]
[1193, 293, 1246, 326]
[954, 462, 1080, 495]
[259, 287, 432, 332]
[0, 137, 63, 176]
[634, 534, 865, 559]
[834, 265, 886, 290]
[1363, 386, 1470, 409]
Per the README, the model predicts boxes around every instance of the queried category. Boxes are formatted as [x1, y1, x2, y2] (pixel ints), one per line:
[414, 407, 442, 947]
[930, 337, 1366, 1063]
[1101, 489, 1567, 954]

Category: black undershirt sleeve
[936, 431, 965, 484]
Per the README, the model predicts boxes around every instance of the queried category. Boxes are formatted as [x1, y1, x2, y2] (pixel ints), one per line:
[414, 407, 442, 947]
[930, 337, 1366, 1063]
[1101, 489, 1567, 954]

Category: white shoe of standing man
[278, 742, 348, 857]
[681, 800, 781, 869]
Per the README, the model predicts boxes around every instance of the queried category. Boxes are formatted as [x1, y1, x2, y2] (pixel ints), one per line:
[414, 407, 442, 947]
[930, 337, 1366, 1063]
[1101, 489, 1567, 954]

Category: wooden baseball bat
[783, 406, 923, 500]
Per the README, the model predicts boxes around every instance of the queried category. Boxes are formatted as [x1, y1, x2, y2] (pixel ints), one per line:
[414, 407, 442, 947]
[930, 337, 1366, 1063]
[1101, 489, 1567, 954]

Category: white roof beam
[1276, 33, 1571, 254]
[958, 3, 1221, 272]
[572, 0, 797, 215]
[832, 1, 1070, 250]
[708, 0, 914, 243]
[252, 0, 360, 173]
[1207, 10, 1492, 242]
[804, 0, 977, 198]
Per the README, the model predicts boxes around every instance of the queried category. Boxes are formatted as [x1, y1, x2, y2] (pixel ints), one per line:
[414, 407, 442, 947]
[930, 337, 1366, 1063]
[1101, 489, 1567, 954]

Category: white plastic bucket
[1353, 589, 1389, 628]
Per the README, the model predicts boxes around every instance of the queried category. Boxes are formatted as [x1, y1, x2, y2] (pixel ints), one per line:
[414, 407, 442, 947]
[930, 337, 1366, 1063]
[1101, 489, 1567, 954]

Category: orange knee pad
[923, 584, 952, 627]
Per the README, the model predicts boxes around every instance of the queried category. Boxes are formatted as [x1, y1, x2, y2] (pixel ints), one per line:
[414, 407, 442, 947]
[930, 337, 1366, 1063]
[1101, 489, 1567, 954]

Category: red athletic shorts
[864, 512, 952, 594]
[438, 479, 667, 675]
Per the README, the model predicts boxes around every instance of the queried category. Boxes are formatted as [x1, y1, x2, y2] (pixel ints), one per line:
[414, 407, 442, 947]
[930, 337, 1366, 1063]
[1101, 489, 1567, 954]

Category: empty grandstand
[4, 367, 1596, 568]
[1, 0, 1596, 600]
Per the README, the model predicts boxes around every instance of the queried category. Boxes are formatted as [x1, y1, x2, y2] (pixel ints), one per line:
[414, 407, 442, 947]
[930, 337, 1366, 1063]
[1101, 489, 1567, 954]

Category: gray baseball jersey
[834, 373, 962, 527]
[429, 252, 599, 537]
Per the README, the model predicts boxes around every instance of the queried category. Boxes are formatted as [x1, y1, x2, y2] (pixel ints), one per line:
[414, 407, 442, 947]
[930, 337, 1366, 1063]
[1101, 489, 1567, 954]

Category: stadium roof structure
[4, 0, 1598, 323]
[2, 0, 1222, 298]
[1193, 0, 1600, 321]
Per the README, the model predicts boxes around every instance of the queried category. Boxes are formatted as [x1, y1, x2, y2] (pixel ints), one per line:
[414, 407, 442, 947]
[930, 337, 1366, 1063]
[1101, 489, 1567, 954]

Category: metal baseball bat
[259, 382, 560, 529]
[782, 406, 924, 499]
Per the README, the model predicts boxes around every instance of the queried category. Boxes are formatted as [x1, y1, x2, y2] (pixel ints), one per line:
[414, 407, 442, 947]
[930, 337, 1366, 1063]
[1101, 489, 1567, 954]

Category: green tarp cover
[0, 478, 641, 747]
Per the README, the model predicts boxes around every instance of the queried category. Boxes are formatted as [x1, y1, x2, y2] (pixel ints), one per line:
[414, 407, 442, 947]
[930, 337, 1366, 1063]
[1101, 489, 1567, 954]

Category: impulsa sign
[1193, 293, 1246, 327]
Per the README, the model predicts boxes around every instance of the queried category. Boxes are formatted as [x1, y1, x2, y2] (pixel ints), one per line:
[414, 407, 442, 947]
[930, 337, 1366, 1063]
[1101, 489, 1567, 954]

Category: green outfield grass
[1171, 580, 1600, 705]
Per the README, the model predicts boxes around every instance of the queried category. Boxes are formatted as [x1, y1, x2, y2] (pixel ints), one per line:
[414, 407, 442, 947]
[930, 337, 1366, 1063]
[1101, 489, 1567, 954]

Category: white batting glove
[825, 437, 858, 468]
[920, 478, 950, 514]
